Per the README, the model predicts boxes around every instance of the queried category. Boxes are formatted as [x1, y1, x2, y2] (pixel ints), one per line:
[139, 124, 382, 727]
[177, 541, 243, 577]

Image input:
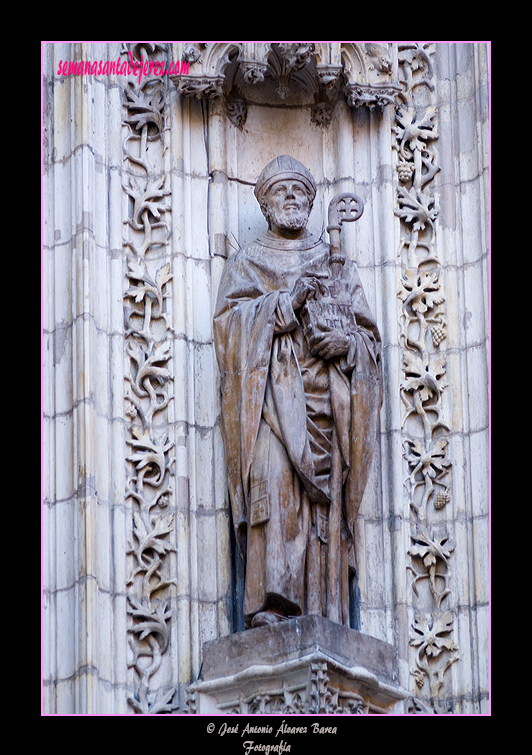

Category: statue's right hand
[291, 276, 324, 312]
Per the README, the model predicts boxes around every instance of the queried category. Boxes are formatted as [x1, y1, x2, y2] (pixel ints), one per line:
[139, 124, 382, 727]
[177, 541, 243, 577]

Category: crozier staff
[213, 156, 382, 628]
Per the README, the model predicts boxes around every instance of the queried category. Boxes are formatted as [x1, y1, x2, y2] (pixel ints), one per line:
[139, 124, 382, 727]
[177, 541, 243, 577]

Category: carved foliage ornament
[210, 664, 372, 715]
[122, 43, 178, 714]
[394, 43, 459, 713]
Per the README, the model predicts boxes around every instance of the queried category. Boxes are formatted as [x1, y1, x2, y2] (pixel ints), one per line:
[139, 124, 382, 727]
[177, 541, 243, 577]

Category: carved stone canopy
[170, 42, 401, 126]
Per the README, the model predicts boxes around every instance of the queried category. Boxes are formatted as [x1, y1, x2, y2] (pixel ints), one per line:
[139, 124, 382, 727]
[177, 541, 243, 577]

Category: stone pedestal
[187, 616, 407, 714]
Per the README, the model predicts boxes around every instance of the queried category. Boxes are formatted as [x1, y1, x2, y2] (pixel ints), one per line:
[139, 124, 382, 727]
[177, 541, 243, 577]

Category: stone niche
[176, 42, 407, 716]
[188, 616, 407, 714]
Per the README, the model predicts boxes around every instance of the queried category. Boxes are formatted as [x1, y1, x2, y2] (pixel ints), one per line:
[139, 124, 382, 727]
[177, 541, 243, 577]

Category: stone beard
[213, 156, 382, 629]
[264, 203, 308, 231]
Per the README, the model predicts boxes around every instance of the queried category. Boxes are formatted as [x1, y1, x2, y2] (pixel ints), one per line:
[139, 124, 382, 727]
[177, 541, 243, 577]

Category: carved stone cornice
[170, 42, 401, 123]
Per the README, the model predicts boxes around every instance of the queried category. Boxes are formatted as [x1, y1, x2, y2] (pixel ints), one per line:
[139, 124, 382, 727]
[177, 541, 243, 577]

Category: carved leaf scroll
[124, 87, 164, 135]
[395, 43, 458, 712]
[123, 44, 178, 714]
[411, 611, 458, 660]
[395, 186, 438, 232]
[398, 269, 444, 315]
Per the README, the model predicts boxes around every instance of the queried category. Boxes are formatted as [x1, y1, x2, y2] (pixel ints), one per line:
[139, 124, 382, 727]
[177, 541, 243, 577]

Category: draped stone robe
[213, 231, 382, 627]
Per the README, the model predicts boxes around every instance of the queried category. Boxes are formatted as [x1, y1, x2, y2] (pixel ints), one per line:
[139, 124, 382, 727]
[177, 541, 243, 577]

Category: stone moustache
[213, 156, 382, 629]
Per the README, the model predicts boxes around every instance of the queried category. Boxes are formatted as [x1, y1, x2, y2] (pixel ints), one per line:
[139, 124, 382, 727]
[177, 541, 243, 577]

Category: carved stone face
[263, 179, 311, 232]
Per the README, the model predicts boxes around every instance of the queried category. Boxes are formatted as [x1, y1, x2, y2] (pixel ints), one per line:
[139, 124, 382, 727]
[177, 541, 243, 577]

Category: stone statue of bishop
[214, 156, 382, 628]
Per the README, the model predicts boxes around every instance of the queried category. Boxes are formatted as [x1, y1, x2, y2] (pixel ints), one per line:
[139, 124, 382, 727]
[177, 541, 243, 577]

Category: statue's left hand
[309, 325, 350, 359]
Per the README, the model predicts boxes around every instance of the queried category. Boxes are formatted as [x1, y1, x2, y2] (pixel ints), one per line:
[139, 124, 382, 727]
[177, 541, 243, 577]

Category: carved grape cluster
[431, 325, 446, 347]
[434, 491, 450, 510]
[398, 160, 414, 182]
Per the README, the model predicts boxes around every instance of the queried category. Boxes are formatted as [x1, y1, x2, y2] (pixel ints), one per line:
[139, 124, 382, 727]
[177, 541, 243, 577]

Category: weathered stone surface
[201, 615, 397, 684]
